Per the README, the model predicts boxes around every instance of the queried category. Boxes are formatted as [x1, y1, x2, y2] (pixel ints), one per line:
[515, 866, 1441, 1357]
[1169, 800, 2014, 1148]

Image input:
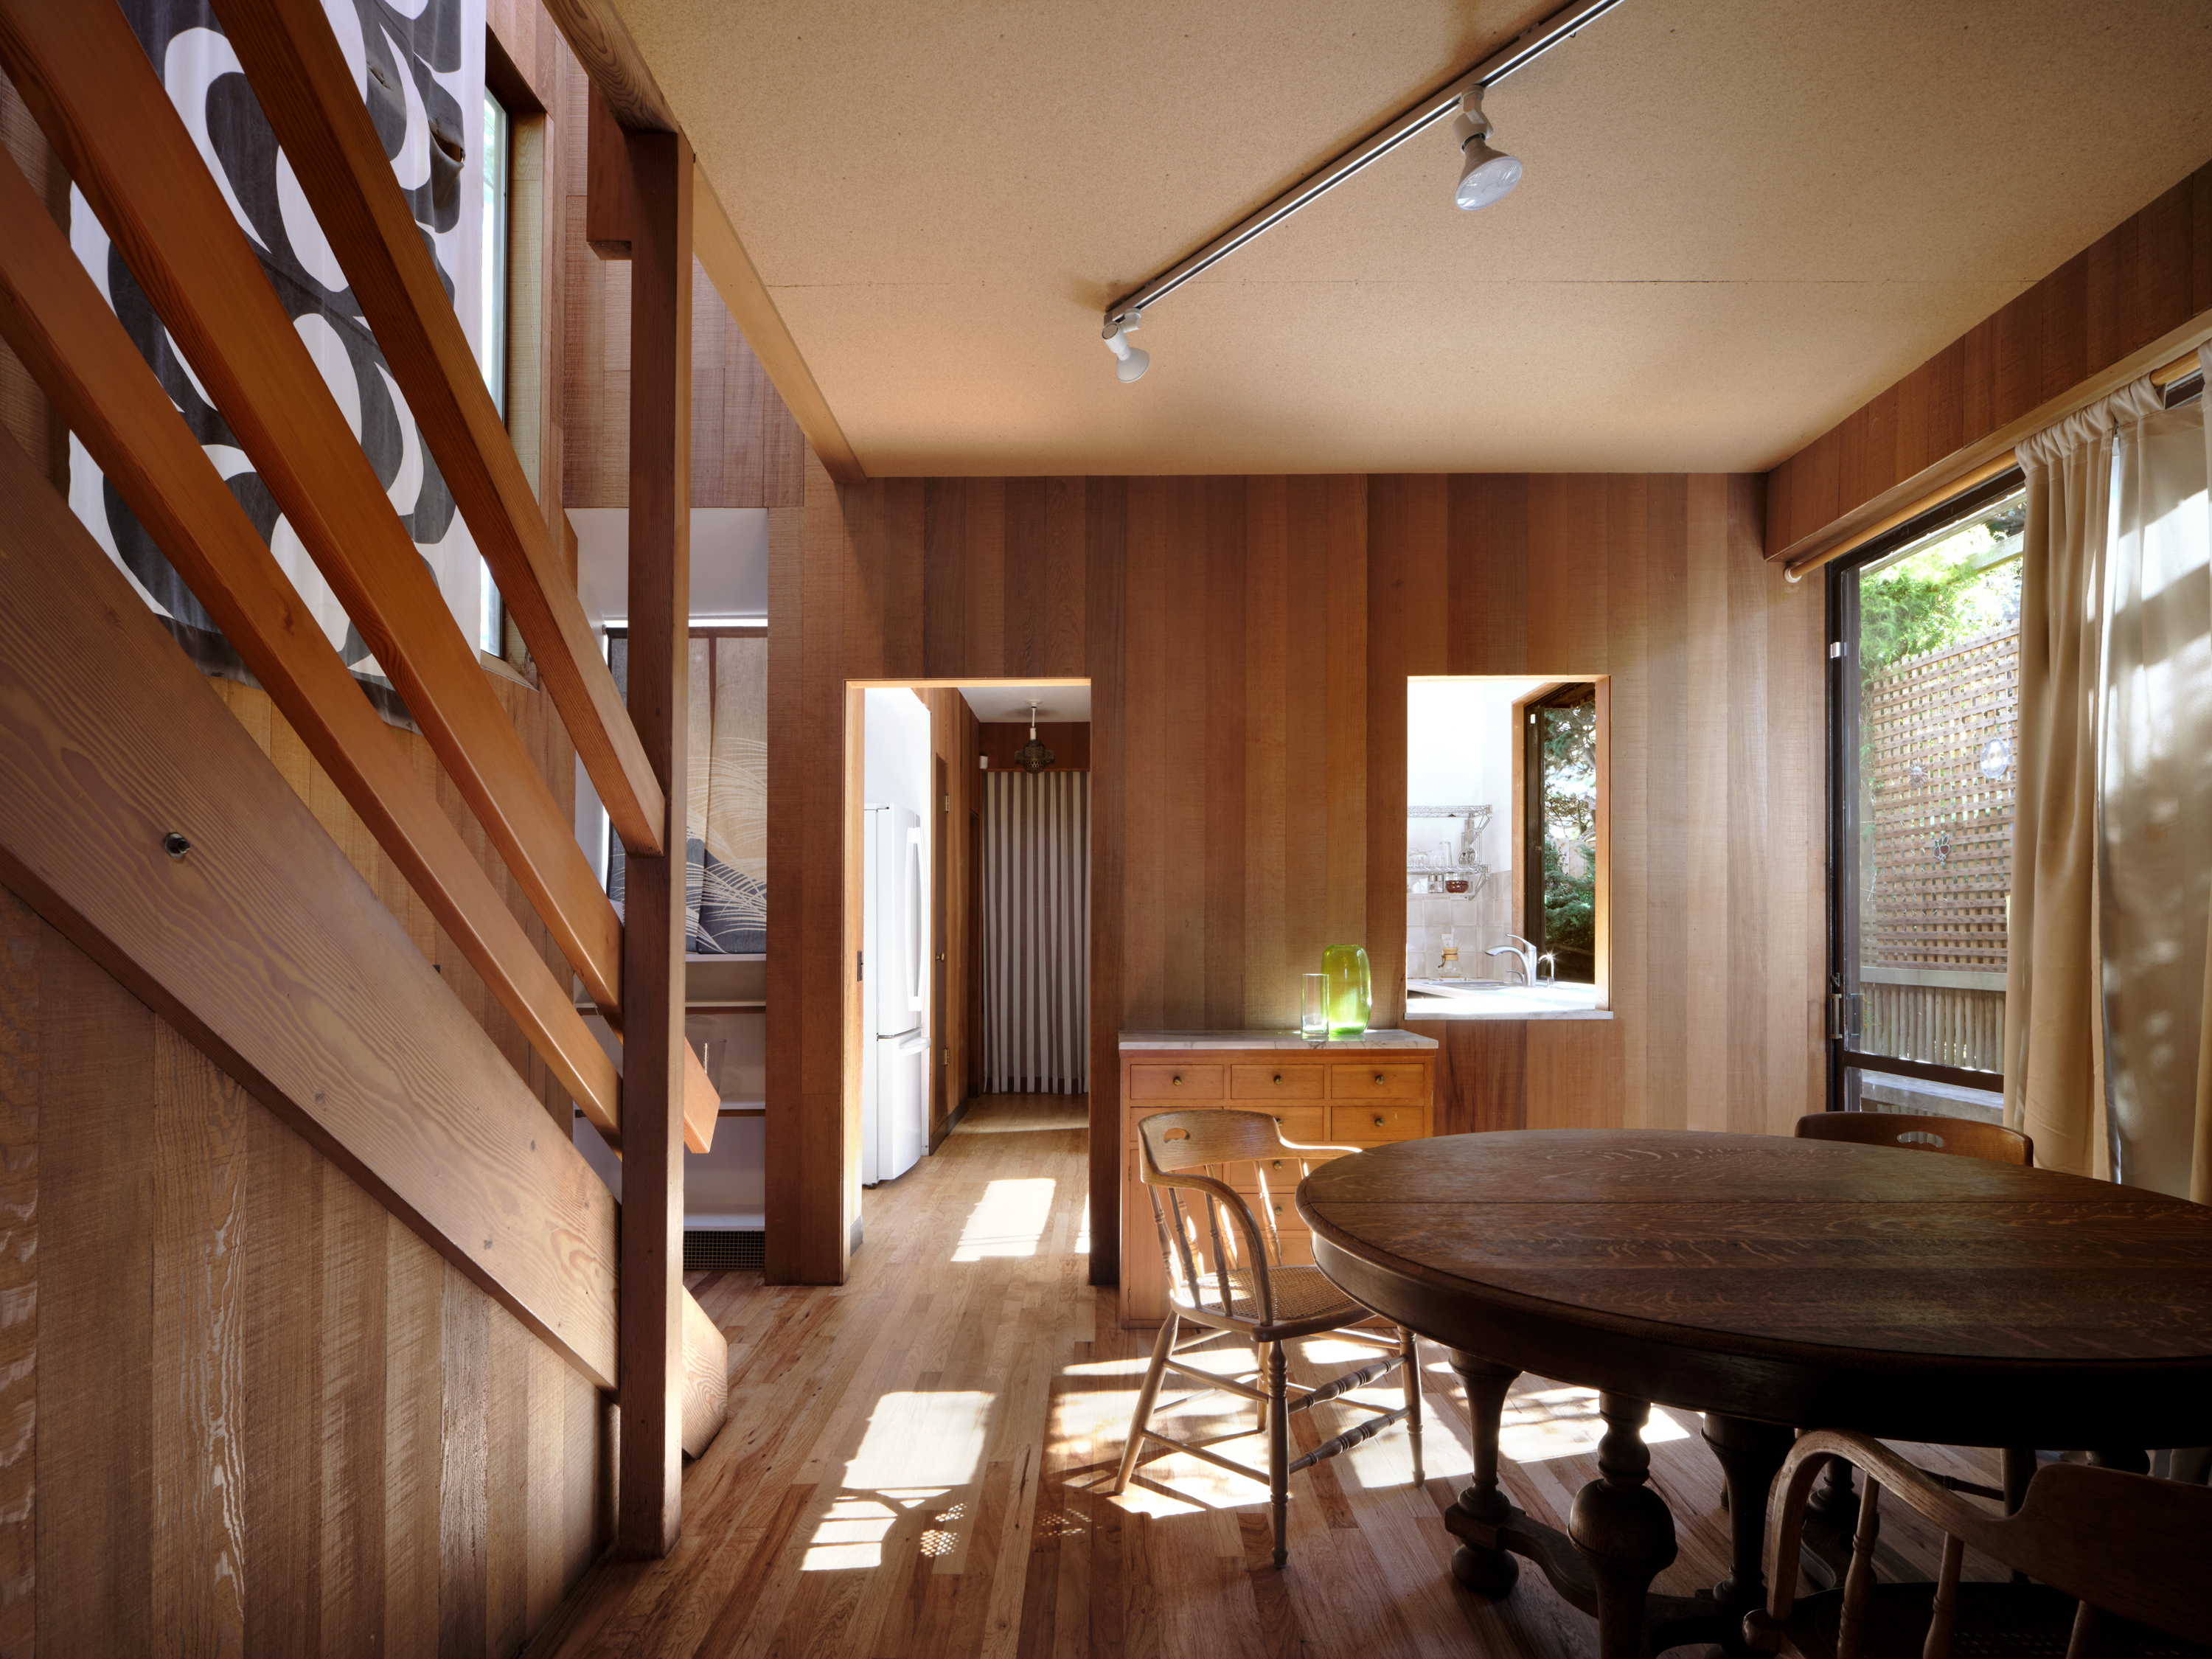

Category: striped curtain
[983, 772, 1091, 1094]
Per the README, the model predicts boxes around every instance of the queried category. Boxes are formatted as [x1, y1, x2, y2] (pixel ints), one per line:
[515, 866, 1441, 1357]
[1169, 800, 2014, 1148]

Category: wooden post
[613, 122, 692, 1559]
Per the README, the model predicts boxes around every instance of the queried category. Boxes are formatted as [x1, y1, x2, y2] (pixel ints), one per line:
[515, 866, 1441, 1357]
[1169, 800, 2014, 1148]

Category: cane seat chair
[1112, 1110, 1424, 1568]
[1794, 1111, 2032, 1167]
[1746, 1430, 2212, 1659]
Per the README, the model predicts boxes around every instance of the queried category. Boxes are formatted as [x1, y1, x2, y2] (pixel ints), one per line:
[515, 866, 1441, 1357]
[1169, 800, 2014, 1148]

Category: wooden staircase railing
[0, 0, 729, 1549]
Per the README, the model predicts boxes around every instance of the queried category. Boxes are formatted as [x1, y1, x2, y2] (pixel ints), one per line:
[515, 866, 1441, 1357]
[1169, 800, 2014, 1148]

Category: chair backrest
[1764, 1433, 2212, 1654]
[2002, 1460, 2212, 1641]
[1135, 1110, 1356, 1326]
[1794, 1110, 2031, 1166]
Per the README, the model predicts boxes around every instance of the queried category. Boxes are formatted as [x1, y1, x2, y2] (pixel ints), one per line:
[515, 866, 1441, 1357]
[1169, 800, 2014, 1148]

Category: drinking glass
[1301, 973, 1330, 1043]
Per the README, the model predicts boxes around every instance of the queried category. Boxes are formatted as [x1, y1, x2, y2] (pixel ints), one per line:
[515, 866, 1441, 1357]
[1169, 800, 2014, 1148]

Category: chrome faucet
[1486, 934, 1537, 984]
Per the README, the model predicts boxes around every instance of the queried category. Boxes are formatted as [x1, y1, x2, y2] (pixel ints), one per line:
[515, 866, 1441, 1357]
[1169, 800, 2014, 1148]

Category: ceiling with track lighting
[618, 0, 2212, 478]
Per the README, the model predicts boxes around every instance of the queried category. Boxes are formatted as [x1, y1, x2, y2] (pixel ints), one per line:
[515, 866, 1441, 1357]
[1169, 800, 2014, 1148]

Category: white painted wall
[1405, 677, 1545, 981]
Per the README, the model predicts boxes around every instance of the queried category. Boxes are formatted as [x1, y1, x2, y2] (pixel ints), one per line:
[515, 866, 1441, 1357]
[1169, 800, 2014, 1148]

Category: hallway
[532, 1099, 1994, 1659]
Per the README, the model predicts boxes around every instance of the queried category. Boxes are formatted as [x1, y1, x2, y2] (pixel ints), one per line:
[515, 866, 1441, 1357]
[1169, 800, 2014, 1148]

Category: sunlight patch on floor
[846, 1390, 995, 1489]
[952, 1178, 1057, 1260]
[1075, 1196, 1090, 1255]
[1500, 1382, 1692, 1462]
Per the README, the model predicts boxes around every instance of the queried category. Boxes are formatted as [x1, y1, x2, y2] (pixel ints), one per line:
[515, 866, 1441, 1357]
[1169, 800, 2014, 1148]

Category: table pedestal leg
[1443, 1351, 1521, 1597]
[1568, 1394, 1678, 1659]
[1703, 1413, 1795, 1628]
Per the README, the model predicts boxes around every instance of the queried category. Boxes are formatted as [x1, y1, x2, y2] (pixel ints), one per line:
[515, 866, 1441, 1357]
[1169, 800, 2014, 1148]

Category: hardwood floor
[531, 1096, 2006, 1658]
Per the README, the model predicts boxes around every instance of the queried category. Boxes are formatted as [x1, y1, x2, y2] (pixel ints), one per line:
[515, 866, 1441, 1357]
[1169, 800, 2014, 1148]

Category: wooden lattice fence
[1858, 627, 2017, 1074]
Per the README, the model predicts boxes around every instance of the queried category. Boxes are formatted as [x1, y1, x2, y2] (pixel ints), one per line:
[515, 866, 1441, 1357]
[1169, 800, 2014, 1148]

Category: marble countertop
[1119, 1029, 1439, 1051]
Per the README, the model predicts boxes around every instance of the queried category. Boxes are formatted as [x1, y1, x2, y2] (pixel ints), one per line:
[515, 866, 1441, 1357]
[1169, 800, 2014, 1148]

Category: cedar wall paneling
[0, 888, 614, 1658]
[560, 65, 804, 511]
[1765, 157, 2212, 560]
[207, 675, 580, 1133]
[773, 467, 1823, 1288]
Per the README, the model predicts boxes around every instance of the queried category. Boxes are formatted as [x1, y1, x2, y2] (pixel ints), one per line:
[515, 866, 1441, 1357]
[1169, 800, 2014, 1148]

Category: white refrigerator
[860, 801, 929, 1184]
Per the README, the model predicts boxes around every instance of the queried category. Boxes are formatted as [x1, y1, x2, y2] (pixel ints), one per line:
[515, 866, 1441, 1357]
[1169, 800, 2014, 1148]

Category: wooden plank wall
[774, 469, 1825, 1286]
[1374, 475, 1823, 1141]
[0, 888, 613, 1658]
[208, 675, 580, 1134]
[560, 61, 803, 511]
[1764, 156, 2212, 560]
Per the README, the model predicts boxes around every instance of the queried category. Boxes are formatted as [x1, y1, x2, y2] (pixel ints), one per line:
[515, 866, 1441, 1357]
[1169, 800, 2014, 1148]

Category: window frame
[1515, 681, 1601, 986]
[1823, 467, 2026, 1112]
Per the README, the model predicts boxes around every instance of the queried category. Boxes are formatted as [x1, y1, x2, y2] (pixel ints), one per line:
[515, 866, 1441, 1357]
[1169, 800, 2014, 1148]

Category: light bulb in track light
[1104, 314, 1150, 383]
[1455, 138, 1523, 209]
[1450, 91, 1522, 211]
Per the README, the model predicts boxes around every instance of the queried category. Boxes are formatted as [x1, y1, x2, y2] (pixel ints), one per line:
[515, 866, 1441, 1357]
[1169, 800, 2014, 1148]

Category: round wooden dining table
[1296, 1128, 2212, 1659]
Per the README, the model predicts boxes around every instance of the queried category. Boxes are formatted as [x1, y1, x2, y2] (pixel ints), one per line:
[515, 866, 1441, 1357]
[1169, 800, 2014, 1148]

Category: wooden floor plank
[531, 1096, 2003, 1659]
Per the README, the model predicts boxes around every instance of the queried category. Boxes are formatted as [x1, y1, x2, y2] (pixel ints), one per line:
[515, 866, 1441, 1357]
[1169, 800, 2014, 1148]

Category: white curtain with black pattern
[66, 0, 487, 714]
[982, 771, 1089, 1096]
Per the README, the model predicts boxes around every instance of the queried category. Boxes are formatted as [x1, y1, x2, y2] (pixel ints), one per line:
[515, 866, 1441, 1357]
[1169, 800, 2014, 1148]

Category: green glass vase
[1321, 944, 1371, 1039]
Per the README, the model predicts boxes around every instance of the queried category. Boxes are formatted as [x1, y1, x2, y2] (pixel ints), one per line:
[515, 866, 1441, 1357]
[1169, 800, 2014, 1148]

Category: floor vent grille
[684, 1230, 765, 1273]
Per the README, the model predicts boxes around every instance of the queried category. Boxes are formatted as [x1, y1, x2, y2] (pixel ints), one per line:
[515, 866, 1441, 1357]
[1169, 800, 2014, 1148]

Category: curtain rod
[1782, 347, 2204, 585]
[1101, 0, 1630, 334]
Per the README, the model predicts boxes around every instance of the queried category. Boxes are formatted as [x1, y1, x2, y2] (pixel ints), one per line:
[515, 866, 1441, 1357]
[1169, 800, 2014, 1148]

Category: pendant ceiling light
[1015, 702, 1056, 773]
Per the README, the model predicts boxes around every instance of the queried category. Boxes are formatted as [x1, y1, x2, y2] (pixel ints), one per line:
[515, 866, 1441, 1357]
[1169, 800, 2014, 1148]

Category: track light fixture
[1104, 312, 1150, 383]
[1451, 91, 1523, 210]
[1092, 0, 1624, 377]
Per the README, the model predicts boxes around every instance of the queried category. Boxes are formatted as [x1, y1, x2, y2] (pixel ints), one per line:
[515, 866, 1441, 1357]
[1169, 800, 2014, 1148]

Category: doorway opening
[847, 679, 1093, 1232]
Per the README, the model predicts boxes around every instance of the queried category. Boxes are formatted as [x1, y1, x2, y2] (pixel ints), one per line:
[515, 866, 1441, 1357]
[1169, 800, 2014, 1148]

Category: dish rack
[1407, 805, 1492, 894]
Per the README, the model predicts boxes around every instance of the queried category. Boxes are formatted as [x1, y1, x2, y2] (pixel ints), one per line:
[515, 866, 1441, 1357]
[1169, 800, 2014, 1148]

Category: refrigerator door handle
[895, 1032, 931, 1055]
[906, 825, 928, 1017]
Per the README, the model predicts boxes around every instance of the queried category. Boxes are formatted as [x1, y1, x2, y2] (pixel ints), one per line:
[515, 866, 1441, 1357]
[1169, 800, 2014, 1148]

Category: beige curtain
[2101, 396, 2212, 1202]
[2006, 378, 2163, 1175]
[2200, 398, 2212, 1208]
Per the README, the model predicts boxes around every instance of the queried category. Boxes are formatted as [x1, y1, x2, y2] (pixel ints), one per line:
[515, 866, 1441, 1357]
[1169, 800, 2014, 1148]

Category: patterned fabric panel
[608, 634, 768, 955]
[72, 0, 489, 703]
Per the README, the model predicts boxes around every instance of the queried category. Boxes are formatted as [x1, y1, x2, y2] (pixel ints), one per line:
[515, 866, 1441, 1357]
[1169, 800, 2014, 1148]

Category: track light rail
[1101, 0, 1628, 337]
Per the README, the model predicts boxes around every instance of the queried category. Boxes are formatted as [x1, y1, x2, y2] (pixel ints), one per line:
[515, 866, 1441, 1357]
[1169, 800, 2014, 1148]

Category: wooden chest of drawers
[1118, 1037, 1438, 1326]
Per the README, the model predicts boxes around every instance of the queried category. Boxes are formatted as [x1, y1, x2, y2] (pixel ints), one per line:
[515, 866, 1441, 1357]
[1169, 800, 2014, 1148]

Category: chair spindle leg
[1921, 1532, 1964, 1659]
[1268, 1341, 1290, 1569]
[1400, 1327, 1424, 1487]
[1113, 1312, 1179, 1495]
[1837, 1475, 1881, 1659]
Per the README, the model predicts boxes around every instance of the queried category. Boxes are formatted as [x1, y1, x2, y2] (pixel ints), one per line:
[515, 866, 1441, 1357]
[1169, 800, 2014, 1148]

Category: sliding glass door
[1828, 479, 2025, 1121]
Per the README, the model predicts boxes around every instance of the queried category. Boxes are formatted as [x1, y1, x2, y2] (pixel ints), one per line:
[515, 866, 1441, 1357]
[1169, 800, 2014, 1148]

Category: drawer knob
[1272, 1074, 1283, 1085]
[1373, 1113, 1386, 1127]
[1172, 1074, 1182, 1085]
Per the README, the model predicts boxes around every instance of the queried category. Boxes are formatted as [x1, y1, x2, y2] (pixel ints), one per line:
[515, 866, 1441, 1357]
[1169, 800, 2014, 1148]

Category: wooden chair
[1113, 1109, 1424, 1568]
[1795, 1110, 2039, 1517]
[1745, 1430, 2212, 1659]
[1795, 1110, 2033, 1167]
